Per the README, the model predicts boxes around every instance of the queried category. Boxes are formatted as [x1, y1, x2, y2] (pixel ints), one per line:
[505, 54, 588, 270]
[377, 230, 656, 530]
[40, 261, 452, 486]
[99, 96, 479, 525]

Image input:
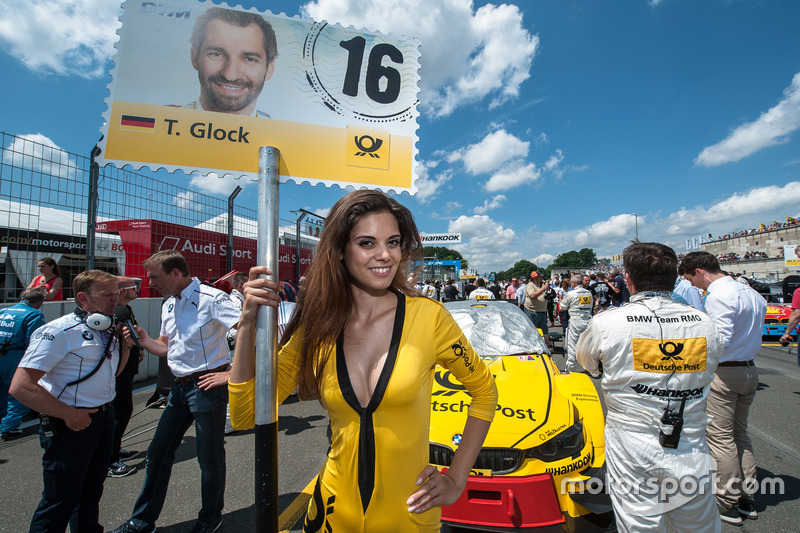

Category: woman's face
[37, 262, 52, 275]
[342, 211, 402, 295]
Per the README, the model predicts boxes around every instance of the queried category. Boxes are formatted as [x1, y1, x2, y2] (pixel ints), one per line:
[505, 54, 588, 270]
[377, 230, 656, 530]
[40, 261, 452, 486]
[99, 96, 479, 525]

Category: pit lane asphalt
[1, 340, 797, 532]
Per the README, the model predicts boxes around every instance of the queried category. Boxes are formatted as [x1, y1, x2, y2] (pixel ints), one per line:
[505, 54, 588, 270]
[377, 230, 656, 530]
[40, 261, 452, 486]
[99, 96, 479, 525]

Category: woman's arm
[42, 277, 63, 301]
[230, 266, 282, 384]
[407, 416, 491, 513]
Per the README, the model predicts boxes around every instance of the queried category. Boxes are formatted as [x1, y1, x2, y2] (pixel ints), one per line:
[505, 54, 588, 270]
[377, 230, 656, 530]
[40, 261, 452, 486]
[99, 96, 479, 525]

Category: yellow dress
[229, 293, 498, 532]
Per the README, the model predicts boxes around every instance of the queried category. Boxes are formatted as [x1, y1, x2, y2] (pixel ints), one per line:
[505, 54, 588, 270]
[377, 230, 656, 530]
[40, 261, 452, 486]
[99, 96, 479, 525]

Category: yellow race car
[432, 301, 615, 532]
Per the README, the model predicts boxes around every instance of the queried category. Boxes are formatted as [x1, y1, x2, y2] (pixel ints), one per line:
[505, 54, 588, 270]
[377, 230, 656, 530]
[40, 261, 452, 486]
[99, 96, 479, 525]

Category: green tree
[423, 246, 468, 270]
[551, 248, 597, 269]
[496, 259, 539, 280]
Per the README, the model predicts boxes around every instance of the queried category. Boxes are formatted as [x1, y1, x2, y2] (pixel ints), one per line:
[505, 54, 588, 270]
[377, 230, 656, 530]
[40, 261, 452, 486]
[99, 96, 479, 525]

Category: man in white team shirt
[11, 270, 128, 533]
[678, 251, 766, 525]
[468, 278, 495, 300]
[112, 251, 241, 533]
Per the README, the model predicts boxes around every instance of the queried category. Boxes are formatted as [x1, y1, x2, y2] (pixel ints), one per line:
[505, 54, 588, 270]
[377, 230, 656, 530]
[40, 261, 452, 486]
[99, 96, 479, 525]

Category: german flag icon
[120, 115, 156, 132]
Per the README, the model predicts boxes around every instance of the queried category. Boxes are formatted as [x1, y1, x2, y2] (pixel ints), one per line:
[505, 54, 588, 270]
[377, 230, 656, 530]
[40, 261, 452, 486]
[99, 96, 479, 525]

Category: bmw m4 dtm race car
[432, 301, 615, 532]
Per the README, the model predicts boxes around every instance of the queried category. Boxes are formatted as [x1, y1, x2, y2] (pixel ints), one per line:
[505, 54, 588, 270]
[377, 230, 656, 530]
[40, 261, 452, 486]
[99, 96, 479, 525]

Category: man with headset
[10, 270, 129, 533]
[577, 242, 725, 532]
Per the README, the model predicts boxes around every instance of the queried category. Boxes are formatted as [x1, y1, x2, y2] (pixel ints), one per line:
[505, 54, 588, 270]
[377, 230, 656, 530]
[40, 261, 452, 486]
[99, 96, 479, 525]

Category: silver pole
[87, 142, 102, 271]
[227, 185, 242, 273]
[255, 146, 280, 532]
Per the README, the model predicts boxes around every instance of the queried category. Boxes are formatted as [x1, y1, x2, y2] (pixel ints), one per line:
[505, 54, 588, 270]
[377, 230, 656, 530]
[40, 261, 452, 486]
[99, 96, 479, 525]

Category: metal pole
[295, 211, 307, 283]
[633, 213, 639, 241]
[87, 140, 102, 271]
[255, 146, 280, 533]
[227, 186, 242, 273]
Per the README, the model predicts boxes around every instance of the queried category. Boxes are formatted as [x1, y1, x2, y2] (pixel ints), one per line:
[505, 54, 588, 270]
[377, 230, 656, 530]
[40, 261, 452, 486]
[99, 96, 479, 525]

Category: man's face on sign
[191, 19, 275, 115]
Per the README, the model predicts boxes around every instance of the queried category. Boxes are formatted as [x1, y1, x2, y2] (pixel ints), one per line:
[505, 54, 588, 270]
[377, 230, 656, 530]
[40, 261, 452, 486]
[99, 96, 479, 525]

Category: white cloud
[449, 129, 529, 175]
[473, 194, 506, 214]
[0, 0, 121, 77]
[413, 162, 453, 204]
[543, 149, 565, 178]
[2, 133, 78, 180]
[662, 182, 800, 235]
[302, 0, 538, 117]
[189, 173, 251, 197]
[173, 191, 197, 211]
[484, 162, 541, 192]
[526, 182, 800, 261]
[574, 214, 641, 247]
[533, 253, 555, 266]
[448, 214, 519, 271]
[696, 72, 800, 166]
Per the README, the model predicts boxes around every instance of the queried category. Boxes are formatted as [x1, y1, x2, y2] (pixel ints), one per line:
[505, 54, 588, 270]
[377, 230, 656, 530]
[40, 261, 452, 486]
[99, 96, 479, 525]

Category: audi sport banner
[99, 1, 420, 193]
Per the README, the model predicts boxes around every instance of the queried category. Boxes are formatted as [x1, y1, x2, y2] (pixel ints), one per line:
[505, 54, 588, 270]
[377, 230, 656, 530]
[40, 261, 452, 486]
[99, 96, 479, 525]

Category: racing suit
[559, 286, 593, 373]
[576, 293, 724, 533]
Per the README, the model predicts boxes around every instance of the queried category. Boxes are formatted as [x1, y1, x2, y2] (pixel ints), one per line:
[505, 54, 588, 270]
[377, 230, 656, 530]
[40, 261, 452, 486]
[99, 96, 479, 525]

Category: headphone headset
[74, 306, 115, 331]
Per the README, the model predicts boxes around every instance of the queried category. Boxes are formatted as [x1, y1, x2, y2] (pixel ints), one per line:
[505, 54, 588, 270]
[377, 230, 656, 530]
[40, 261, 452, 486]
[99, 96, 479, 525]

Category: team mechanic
[10, 270, 130, 532]
[559, 274, 594, 374]
[577, 242, 724, 533]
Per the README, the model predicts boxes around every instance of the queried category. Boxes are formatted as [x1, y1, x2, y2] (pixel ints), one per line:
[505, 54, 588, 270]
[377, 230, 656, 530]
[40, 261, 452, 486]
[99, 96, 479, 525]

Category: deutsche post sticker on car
[100, 0, 420, 194]
[517, 355, 537, 361]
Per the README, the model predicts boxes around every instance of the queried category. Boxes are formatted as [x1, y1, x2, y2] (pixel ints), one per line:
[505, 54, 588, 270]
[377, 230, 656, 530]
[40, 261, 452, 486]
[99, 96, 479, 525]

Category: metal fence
[0, 131, 322, 302]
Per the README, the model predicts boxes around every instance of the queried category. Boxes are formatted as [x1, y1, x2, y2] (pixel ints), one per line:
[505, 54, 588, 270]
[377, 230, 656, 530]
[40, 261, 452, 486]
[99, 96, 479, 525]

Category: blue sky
[2, 0, 800, 273]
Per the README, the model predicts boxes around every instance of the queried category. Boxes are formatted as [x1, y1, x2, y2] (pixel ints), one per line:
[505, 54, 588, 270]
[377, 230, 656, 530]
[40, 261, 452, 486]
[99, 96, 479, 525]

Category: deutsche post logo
[632, 337, 707, 373]
[346, 126, 389, 170]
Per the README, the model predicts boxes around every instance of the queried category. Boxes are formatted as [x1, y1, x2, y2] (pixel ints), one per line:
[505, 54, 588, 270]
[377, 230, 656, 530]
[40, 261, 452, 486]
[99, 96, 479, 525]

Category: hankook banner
[99, 1, 420, 193]
[420, 233, 462, 245]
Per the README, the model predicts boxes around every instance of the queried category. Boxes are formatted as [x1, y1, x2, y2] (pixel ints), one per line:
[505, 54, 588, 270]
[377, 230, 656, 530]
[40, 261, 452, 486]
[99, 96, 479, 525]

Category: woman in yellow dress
[229, 190, 497, 532]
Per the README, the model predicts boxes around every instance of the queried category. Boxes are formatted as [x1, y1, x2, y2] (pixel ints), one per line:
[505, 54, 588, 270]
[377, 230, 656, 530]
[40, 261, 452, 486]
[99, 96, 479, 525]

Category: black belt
[718, 360, 755, 368]
[79, 402, 113, 412]
[175, 364, 230, 384]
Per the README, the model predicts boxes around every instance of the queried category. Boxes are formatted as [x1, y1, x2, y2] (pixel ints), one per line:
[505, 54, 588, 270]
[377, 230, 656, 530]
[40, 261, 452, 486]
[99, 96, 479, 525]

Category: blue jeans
[29, 408, 115, 533]
[0, 350, 24, 423]
[129, 380, 228, 528]
[526, 310, 549, 335]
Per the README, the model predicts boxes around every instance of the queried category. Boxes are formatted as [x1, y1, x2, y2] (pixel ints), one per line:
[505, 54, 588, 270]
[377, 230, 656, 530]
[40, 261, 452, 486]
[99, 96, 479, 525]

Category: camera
[39, 414, 64, 438]
[658, 398, 686, 449]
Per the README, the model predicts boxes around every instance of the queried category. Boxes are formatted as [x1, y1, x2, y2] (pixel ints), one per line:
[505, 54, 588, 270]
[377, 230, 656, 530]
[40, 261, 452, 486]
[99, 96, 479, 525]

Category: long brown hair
[282, 190, 423, 400]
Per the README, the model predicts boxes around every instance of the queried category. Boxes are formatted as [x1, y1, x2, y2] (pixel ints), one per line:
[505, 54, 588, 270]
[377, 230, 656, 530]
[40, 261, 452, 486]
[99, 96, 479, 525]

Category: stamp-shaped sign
[99, 1, 420, 193]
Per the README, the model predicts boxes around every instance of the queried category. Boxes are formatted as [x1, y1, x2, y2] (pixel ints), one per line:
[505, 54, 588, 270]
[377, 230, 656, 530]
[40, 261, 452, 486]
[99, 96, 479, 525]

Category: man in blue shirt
[0, 289, 45, 440]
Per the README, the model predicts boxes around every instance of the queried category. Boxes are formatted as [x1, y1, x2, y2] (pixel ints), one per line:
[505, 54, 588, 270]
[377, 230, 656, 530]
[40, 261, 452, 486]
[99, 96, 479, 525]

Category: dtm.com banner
[99, 1, 420, 193]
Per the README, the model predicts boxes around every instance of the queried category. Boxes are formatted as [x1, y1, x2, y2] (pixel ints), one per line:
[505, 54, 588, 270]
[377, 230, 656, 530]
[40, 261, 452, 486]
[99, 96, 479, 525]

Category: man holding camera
[10, 270, 129, 533]
[577, 242, 724, 532]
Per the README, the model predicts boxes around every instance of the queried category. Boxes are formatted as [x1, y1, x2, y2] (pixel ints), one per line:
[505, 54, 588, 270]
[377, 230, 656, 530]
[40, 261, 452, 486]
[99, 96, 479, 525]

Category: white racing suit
[560, 286, 594, 373]
[576, 293, 725, 533]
